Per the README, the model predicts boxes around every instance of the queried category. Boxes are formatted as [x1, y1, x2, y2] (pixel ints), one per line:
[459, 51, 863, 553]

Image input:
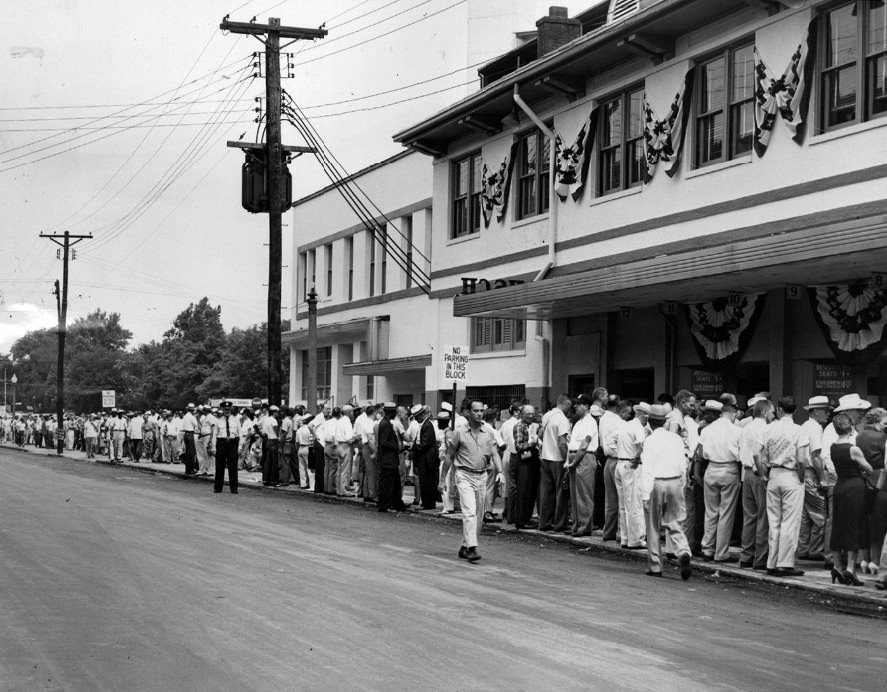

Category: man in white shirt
[599, 397, 630, 541]
[110, 409, 128, 464]
[500, 402, 521, 524]
[335, 404, 356, 497]
[295, 412, 315, 490]
[538, 394, 572, 532]
[180, 403, 200, 476]
[261, 405, 281, 487]
[308, 406, 331, 494]
[610, 402, 650, 549]
[213, 401, 241, 494]
[279, 408, 296, 485]
[321, 408, 340, 495]
[640, 404, 692, 580]
[565, 394, 598, 537]
[128, 411, 144, 462]
[697, 397, 743, 563]
[738, 398, 774, 570]
[797, 396, 831, 562]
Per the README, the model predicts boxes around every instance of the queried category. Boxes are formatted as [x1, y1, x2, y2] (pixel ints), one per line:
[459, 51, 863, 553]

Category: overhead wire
[284, 92, 430, 266]
[283, 100, 430, 291]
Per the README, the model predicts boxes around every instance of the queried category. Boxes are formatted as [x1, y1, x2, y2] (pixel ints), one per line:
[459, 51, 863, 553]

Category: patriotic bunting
[684, 293, 766, 370]
[480, 141, 518, 227]
[753, 19, 817, 157]
[808, 283, 887, 365]
[642, 66, 695, 183]
[554, 106, 599, 202]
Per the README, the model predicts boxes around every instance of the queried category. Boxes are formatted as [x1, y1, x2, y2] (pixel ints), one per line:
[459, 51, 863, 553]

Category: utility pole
[221, 16, 326, 407]
[40, 231, 91, 452]
[306, 285, 318, 413]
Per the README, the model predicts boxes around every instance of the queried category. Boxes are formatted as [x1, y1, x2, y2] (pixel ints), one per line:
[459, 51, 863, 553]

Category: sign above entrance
[460, 277, 524, 295]
[813, 362, 853, 402]
[691, 369, 724, 399]
[442, 345, 470, 383]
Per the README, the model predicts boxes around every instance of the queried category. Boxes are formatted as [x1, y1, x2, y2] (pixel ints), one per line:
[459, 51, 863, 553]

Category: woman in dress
[830, 413, 874, 585]
[855, 408, 887, 577]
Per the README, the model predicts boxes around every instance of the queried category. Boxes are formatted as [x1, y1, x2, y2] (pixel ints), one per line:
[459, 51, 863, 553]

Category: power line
[292, 0, 467, 67]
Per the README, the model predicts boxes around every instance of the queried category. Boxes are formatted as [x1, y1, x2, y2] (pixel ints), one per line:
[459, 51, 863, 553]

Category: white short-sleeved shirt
[569, 413, 598, 453]
[541, 407, 570, 461]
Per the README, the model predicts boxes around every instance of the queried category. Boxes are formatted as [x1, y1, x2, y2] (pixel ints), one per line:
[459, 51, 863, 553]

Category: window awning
[342, 354, 432, 376]
[453, 215, 887, 320]
[282, 318, 372, 349]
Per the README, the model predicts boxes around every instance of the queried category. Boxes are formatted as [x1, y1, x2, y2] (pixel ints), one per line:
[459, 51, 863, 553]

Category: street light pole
[11, 374, 17, 417]
[306, 285, 318, 414]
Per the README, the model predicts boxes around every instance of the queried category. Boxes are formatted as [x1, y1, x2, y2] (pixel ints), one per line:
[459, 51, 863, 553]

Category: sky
[0, 0, 572, 355]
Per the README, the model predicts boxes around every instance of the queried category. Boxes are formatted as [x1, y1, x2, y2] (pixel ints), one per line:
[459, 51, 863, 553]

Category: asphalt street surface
[0, 448, 883, 692]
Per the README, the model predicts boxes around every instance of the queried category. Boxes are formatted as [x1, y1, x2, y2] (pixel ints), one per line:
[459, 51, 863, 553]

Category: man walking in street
[440, 400, 504, 562]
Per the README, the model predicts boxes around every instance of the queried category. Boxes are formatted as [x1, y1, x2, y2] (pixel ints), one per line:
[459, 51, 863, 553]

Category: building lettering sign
[691, 369, 724, 399]
[101, 390, 116, 408]
[813, 362, 853, 402]
[460, 277, 524, 295]
[442, 345, 470, 383]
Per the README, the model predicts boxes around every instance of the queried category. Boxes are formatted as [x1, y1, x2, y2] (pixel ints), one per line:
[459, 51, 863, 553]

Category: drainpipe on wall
[513, 84, 556, 282]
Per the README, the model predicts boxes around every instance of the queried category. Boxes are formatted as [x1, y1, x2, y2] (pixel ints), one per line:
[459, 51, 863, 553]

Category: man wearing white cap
[738, 397, 774, 570]
[797, 395, 832, 561]
[820, 393, 871, 568]
[640, 404, 693, 579]
[609, 402, 650, 548]
[698, 396, 742, 563]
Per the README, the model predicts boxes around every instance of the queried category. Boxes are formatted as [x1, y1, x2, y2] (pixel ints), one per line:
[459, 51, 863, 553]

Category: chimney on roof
[536, 6, 581, 57]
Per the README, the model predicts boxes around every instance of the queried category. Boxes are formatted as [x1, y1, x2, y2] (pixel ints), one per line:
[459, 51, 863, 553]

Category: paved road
[0, 448, 883, 691]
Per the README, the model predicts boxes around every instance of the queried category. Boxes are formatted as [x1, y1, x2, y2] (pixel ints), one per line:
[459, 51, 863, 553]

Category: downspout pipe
[513, 84, 556, 282]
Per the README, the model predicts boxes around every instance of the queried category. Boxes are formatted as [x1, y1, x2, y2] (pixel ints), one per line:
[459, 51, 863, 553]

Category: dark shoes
[458, 546, 482, 562]
[645, 570, 662, 577]
[714, 555, 739, 564]
[739, 561, 753, 568]
[778, 567, 806, 577]
[483, 511, 501, 523]
[679, 553, 692, 581]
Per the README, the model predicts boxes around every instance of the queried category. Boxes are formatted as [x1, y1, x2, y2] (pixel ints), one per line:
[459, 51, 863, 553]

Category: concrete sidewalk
[8, 439, 887, 612]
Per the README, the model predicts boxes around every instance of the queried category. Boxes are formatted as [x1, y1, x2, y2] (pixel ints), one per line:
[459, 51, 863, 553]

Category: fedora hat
[803, 395, 833, 411]
[648, 404, 670, 422]
[633, 402, 652, 415]
[834, 393, 872, 413]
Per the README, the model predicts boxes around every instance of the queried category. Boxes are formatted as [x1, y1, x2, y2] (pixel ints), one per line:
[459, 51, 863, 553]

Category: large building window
[599, 87, 644, 195]
[452, 151, 482, 238]
[368, 230, 376, 297]
[820, 1, 887, 131]
[299, 251, 307, 301]
[517, 128, 550, 219]
[695, 42, 755, 167]
[346, 236, 354, 301]
[471, 317, 526, 353]
[324, 243, 332, 297]
[300, 346, 332, 402]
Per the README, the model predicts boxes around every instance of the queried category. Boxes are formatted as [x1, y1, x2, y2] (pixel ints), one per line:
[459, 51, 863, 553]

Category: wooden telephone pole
[39, 231, 92, 452]
[221, 16, 325, 407]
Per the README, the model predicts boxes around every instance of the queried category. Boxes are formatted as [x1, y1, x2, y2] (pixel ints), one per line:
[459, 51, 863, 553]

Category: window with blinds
[471, 317, 526, 353]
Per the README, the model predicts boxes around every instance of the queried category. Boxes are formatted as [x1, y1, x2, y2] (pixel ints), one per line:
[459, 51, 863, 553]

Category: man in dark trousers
[412, 405, 440, 509]
[214, 401, 241, 494]
[376, 403, 407, 513]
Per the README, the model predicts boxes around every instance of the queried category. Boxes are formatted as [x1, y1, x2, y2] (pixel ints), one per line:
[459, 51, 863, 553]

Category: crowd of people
[2, 387, 886, 586]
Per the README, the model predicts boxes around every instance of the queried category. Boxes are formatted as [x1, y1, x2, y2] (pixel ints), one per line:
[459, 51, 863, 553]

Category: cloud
[0, 304, 57, 355]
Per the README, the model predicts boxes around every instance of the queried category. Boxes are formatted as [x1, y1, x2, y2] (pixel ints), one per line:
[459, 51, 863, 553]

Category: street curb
[11, 443, 887, 612]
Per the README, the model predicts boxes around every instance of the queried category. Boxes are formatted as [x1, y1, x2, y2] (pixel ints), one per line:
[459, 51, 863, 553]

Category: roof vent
[607, 0, 639, 24]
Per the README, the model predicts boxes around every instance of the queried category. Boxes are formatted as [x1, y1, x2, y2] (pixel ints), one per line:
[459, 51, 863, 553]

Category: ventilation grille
[608, 0, 640, 24]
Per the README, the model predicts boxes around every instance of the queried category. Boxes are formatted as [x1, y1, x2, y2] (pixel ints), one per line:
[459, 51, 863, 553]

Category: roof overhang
[282, 318, 373, 349]
[453, 213, 887, 320]
[342, 354, 432, 376]
[393, 0, 757, 154]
